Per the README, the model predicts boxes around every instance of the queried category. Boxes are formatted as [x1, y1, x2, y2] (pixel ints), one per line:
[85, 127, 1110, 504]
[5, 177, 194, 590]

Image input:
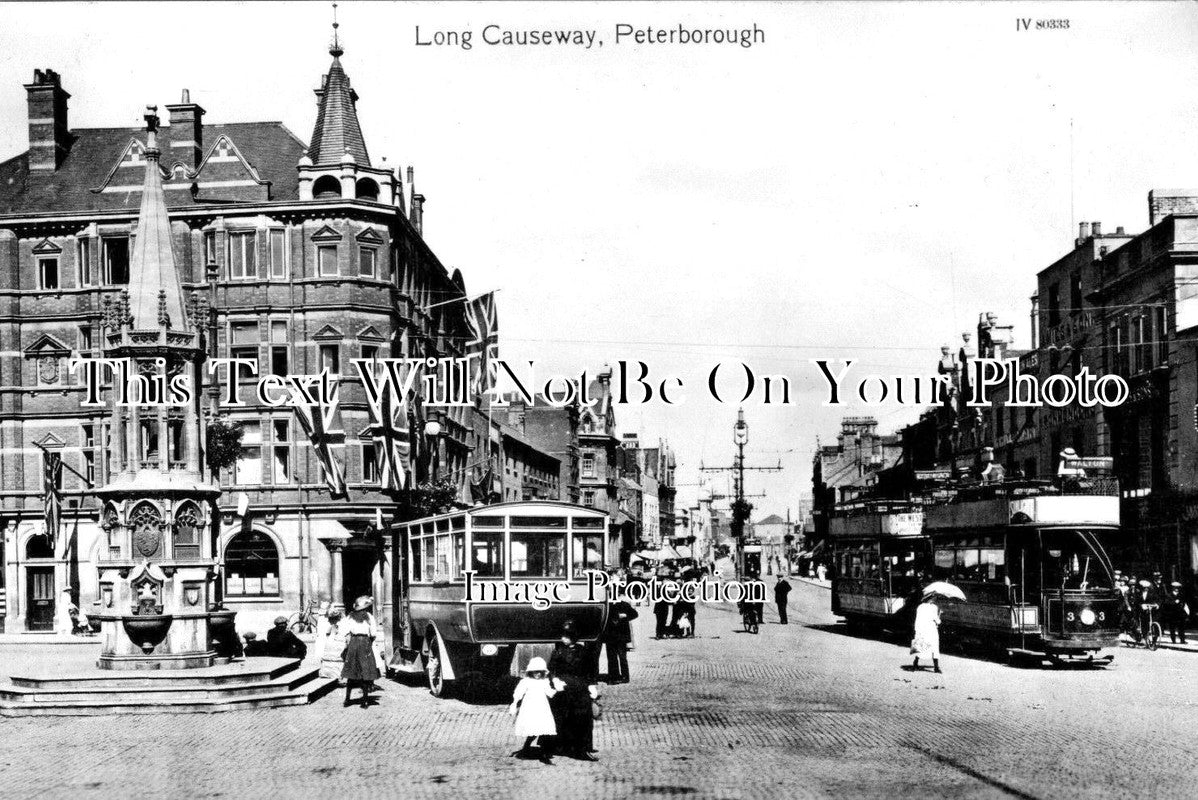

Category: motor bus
[388, 501, 610, 697]
[829, 480, 1123, 666]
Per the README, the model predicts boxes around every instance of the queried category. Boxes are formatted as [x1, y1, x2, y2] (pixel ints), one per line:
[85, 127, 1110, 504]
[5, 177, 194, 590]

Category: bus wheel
[424, 632, 449, 698]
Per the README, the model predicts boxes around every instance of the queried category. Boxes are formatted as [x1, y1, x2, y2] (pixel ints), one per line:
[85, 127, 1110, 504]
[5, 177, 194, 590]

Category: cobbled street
[1, 581, 1195, 800]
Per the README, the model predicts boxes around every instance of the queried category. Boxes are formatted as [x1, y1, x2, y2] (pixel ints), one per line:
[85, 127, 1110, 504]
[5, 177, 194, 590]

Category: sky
[2, 1, 1197, 520]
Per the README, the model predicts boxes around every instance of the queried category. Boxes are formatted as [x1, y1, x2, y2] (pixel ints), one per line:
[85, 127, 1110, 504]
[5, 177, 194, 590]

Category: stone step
[10, 657, 300, 690]
[0, 667, 321, 704]
[0, 672, 339, 717]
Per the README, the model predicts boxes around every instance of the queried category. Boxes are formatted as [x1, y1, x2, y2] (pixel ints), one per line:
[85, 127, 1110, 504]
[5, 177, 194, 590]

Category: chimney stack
[1077, 222, 1091, 243]
[165, 88, 205, 173]
[1148, 189, 1198, 225]
[1116, 226, 1125, 235]
[24, 68, 71, 172]
[408, 167, 424, 235]
[1091, 221, 1102, 236]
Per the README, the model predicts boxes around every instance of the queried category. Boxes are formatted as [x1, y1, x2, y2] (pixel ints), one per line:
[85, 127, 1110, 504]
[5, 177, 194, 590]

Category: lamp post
[424, 410, 443, 483]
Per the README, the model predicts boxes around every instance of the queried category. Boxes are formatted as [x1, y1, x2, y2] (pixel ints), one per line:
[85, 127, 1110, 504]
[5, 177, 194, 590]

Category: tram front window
[510, 531, 567, 578]
[1041, 530, 1113, 591]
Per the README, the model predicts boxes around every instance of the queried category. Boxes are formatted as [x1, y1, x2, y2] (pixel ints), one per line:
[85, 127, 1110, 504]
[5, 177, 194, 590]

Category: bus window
[473, 516, 504, 528]
[572, 533, 604, 577]
[572, 517, 604, 529]
[434, 534, 451, 581]
[411, 538, 424, 582]
[453, 532, 464, 579]
[451, 515, 465, 530]
[423, 537, 436, 581]
[471, 530, 504, 577]
[511, 531, 567, 578]
[511, 516, 567, 529]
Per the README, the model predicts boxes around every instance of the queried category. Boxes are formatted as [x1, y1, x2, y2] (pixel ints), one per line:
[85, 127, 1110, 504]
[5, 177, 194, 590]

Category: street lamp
[424, 410, 444, 481]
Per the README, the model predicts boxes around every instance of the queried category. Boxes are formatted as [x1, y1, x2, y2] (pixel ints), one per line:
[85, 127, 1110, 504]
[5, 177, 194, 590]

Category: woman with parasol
[910, 581, 965, 674]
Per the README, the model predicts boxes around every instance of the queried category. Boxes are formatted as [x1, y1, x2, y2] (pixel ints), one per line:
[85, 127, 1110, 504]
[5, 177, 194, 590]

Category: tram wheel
[424, 631, 450, 698]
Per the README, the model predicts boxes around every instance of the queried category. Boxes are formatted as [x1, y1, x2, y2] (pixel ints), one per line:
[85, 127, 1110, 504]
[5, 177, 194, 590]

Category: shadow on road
[804, 620, 1114, 671]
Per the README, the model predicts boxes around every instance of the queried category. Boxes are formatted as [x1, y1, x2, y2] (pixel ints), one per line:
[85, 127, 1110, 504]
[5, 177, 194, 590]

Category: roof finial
[330, 2, 343, 57]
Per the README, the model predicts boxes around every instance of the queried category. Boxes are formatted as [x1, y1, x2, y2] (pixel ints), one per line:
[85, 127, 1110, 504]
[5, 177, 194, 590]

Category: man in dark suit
[774, 575, 792, 624]
[602, 600, 638, 683]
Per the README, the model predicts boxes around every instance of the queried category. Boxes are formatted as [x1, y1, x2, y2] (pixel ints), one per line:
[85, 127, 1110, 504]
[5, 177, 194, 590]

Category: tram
[829, 480, 1123, 665]
[828, 501, 929, 629]
[388, 501, 610, 697]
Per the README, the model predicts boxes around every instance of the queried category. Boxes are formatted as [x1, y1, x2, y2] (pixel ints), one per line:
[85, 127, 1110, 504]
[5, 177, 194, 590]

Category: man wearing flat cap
[266, 615, 308, 660]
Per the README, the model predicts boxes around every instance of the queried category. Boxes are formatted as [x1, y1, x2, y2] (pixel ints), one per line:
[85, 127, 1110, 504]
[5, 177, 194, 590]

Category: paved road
[0, 581, 1195, 800]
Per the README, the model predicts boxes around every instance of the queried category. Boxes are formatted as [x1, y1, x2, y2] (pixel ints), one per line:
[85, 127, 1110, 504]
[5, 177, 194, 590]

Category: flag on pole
[464, 292, 498, 399]
[365, 378, 411, 493]
[42, 451, 62, 550]
[290, 385, 348, 500]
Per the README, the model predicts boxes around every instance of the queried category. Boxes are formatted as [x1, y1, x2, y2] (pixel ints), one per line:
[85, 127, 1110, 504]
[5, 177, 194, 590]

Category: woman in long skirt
[341, 596, 381, 707]
[548, 620, 599, 761]
[910, 596, 942, 673]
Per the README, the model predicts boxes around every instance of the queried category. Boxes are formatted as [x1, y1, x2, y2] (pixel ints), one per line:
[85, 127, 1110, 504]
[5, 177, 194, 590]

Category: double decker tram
[925, 481, 1122, 664]
[829, 502, 929, 630]
[389, 501, 610, 697]
[829, 480, 1123, 666]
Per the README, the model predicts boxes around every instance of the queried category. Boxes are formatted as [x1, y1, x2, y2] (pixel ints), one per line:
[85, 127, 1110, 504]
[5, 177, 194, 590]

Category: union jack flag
[42, 451, 62, 550]
[366, 377, 411, 493]
[464, 292, 498, 399]
[290, 383, 347, 500]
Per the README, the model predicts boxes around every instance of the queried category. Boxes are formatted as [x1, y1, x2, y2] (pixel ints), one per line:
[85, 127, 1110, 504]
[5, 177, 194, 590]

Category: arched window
[25, 534, 53, 559]
[312, 175, 342, 199]
[224, 531, 279, 597]
[172, 502, 202, 560]
[354, 178, 380, 201]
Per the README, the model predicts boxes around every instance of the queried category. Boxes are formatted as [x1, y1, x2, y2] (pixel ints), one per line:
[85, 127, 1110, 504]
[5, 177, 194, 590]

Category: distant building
[811, 417, 902, 543]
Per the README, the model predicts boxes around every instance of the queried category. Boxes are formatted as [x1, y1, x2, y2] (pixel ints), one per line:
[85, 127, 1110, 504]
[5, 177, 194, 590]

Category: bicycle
[739, 603, 759, 635]
[288, 599, 323, 634]
[1140, 604, 1162, 651]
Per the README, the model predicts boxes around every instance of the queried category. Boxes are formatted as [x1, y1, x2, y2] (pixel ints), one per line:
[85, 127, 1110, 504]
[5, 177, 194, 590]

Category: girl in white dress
[509, 657, 557, 761]
[910, 597, 942, 673]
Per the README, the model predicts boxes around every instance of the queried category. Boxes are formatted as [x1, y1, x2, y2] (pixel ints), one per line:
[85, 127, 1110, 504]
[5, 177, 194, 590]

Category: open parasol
[922, 581, 966, 602]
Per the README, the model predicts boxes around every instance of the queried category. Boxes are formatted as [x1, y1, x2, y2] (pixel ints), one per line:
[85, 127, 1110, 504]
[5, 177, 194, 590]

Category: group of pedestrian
[509, 620, 601, 763]
[652, 580, 698, 639]
[1115, 571, 1191, 645]
[241, 616, 307, 659]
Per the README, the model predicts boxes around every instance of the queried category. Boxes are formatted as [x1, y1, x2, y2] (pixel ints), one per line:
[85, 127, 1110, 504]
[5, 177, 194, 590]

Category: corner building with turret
[0, 43, 563, 635]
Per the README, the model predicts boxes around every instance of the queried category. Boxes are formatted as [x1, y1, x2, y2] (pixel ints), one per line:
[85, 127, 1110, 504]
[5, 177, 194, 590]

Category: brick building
[0, 42, 555, 631]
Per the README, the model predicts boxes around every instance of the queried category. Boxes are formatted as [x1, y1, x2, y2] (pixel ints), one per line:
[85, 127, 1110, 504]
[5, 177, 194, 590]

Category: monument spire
[127, 106, 187, 330]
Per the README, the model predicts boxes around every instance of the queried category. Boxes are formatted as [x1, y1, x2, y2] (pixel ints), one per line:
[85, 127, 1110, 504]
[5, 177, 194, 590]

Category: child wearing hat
[509, 656, 557, 762]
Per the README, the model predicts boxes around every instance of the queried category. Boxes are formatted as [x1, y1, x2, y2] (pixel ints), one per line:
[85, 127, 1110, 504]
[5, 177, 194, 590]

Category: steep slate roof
[0, 121, 306, 215]
[308, 54, 370, 167]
